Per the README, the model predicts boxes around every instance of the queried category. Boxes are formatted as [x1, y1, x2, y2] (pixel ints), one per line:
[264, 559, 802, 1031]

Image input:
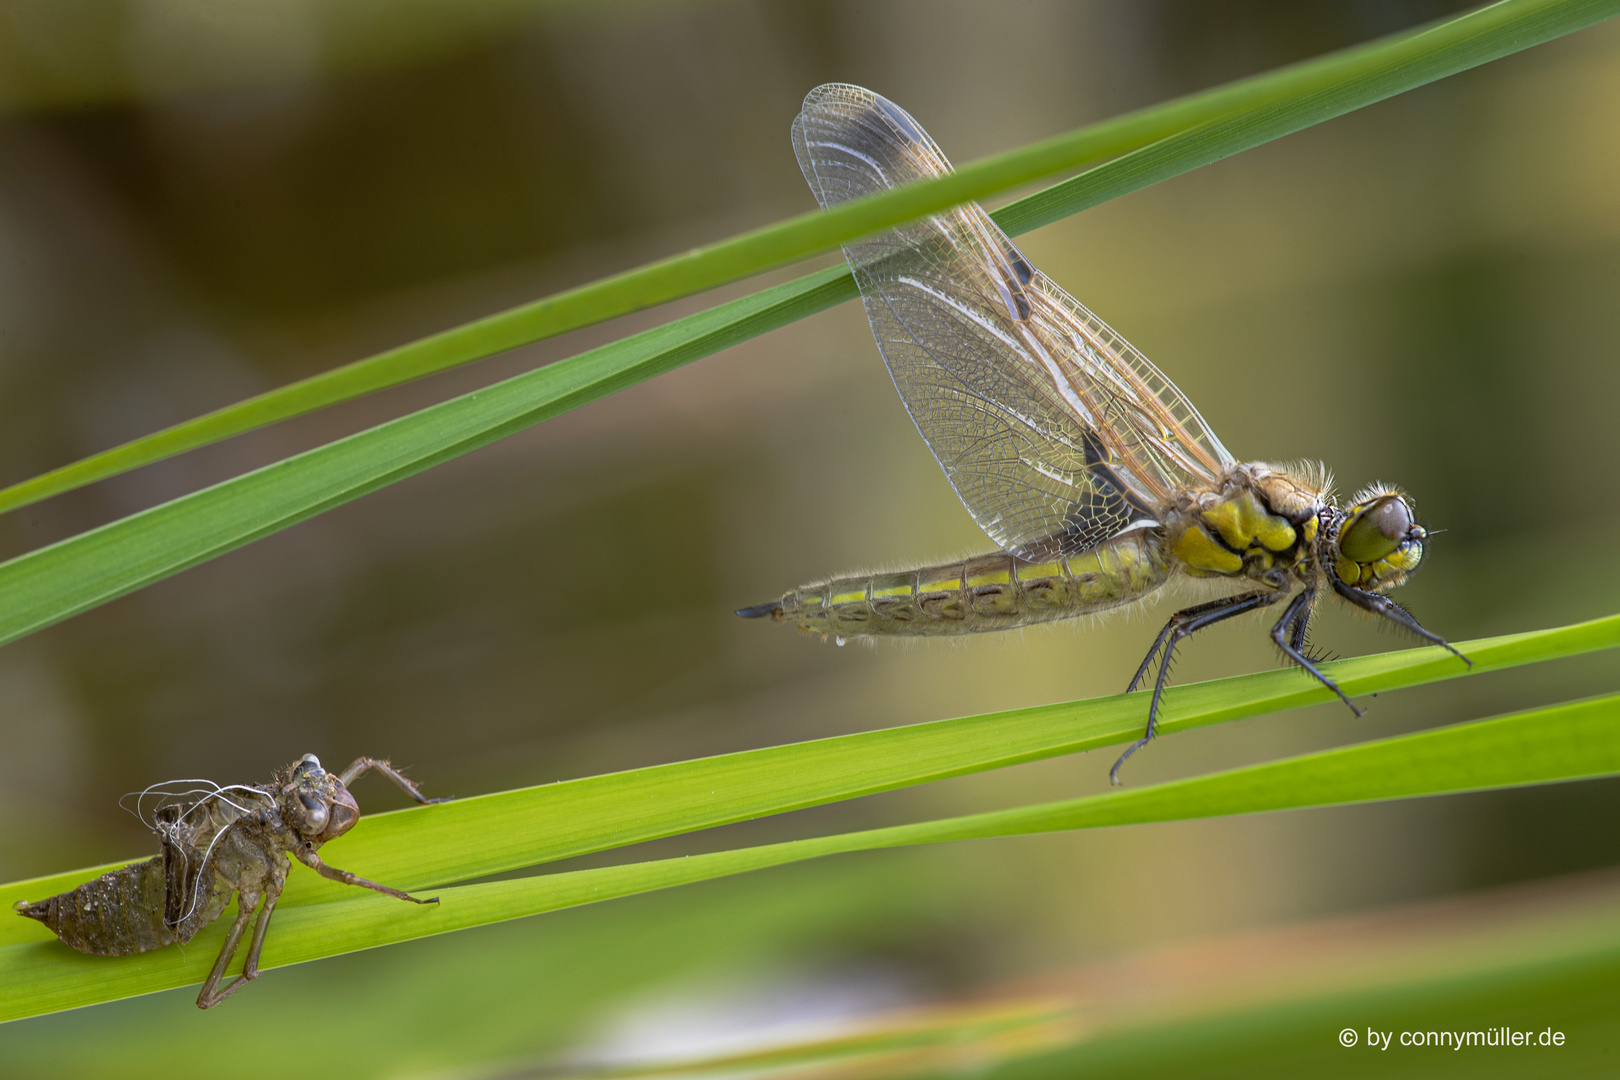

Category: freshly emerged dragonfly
[739, 84, 1470, 781]
[14, 755, 442, 1008]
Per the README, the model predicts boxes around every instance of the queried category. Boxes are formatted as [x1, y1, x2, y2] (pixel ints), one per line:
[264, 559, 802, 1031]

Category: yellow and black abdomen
[741, 530, 1171, 638]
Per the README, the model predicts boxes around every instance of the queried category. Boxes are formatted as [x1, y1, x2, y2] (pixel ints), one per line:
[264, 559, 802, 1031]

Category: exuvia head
[1331, 487, 1426, 592]
[281, 753, 360, 844]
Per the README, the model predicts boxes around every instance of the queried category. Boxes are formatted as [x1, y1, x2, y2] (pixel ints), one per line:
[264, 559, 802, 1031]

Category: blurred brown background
[0, 1, 1617, 1075]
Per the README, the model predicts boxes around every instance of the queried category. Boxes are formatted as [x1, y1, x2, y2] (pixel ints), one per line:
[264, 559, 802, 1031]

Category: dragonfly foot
[1109, 735, 1151, 786]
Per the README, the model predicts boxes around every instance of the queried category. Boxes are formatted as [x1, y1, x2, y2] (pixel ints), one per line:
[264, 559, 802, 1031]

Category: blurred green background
[1, 0, 1618, 1075]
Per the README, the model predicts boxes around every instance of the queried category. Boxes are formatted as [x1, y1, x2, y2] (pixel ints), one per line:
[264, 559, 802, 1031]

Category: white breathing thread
[178, 785, 269, 825]
[121, 779, 218, 830]
[118, 778, 275, 927]
[171, 819, 241, 928]
[173, 786, 278, 927]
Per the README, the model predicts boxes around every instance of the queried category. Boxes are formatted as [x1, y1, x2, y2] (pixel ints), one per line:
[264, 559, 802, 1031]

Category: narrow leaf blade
[0, 0, 1613, 517]
[4, 685, 1616, 1020]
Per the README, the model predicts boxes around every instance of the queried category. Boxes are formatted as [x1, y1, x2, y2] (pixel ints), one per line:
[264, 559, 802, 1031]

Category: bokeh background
[1, 0, 1618, 1075]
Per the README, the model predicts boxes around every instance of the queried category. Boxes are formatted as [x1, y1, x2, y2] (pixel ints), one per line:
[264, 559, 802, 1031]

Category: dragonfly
[738, 84, 1470, 782]
[15, 755, 442, 1008]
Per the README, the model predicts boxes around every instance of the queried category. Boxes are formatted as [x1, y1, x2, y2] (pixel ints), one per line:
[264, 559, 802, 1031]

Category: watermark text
[1338, 1027, 1565, 1050]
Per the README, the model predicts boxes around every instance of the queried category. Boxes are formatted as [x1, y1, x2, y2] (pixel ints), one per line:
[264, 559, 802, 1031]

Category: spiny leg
[1269, 590, 1361, 716]
[1112, 590, 1281, 786]
[196, 890, 256, 1009]
[1126, 596, 1252, 694]
[1125, 619, 1177, 695]
[338, 757, 450, 804]
[1329, 578, 1473, 667]
[1287, 590, 1313, 655]
[293, 843, 439, 905]
[1285, 599, 1335, 663]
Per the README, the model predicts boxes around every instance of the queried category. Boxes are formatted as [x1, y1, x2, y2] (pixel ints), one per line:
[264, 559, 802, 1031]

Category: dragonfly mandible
[738, 84, 1470, 782]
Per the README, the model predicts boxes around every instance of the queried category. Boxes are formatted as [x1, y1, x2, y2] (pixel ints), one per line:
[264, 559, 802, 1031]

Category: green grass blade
[0, 265, 848, 648]
[2, 615, 1614, 922]
[0, 0, 1612, 517]
[2, 2, 1618, 649]
[5, 683, 1616, 1020]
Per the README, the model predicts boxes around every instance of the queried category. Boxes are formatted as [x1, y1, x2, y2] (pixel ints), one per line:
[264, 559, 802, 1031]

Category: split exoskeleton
[15, 755, 442, 1008]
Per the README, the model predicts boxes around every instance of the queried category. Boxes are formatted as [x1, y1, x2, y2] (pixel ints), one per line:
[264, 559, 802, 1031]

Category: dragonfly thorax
[1162, 464, 1427, 598]
[1164, 463, 1327, 589]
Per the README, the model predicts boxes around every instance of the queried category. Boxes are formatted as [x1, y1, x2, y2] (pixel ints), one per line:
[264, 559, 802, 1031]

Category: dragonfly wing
[794, 84, 1233, 557]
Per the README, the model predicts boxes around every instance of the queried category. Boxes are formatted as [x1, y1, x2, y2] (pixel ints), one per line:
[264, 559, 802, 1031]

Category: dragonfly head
[281, 754, 361, 844]
[1331, 487, 1425, 592]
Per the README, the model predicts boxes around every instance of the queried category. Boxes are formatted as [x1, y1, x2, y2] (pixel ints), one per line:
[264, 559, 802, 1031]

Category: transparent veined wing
[792, 83, 1234, 557]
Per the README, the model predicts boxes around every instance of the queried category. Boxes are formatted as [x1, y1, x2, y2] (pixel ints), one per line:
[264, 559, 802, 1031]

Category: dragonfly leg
[1329, 578, 1473, 667]
[1287, 591, 1313, 655]
[1269, 590, 1361, 716]
[1112, 590, 1281, 785]
[1125, 621, 1176, 695]
[1126, 595, 1263, 694]
[337, 758, 450, 804]
[293, 843, 440, 906]
[196, 867, 286, 1009]
[195, 891, 254, 1008]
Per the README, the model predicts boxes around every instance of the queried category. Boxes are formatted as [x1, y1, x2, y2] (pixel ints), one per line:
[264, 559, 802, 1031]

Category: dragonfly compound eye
[320, 789, 361, 841]
[297, 792, 330, 833]
[1337, 494, 1413, 564]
